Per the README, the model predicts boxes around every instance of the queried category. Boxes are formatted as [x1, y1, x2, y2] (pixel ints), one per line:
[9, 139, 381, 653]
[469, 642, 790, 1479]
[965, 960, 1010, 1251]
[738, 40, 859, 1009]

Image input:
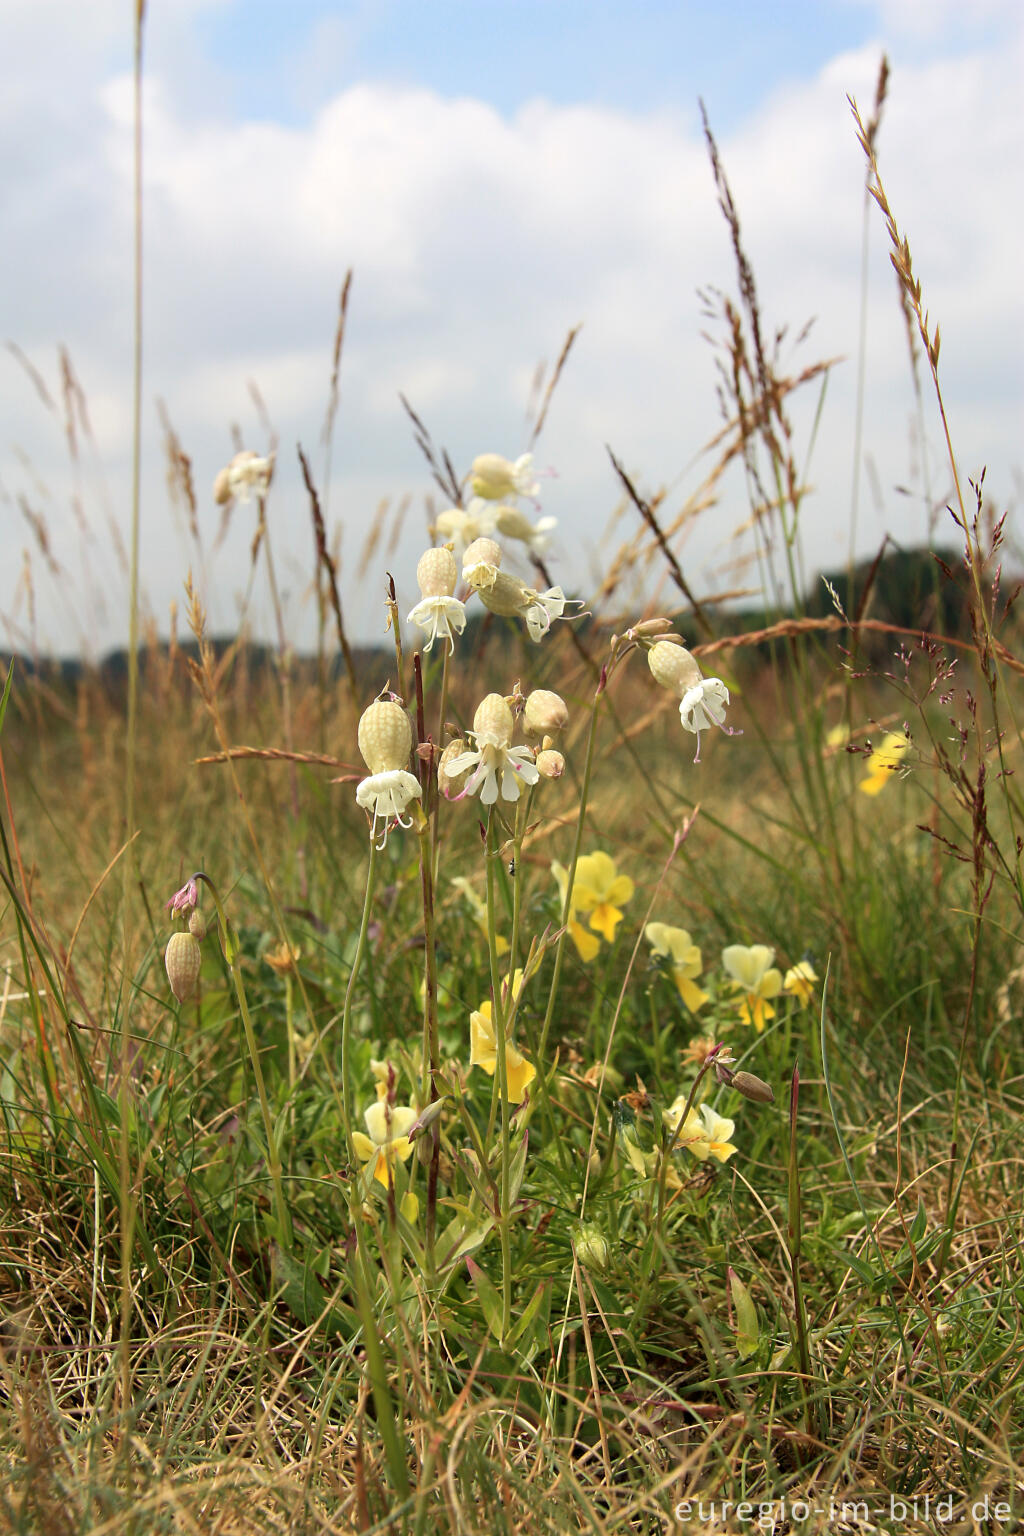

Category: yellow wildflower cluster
[552, 851, 635, 962]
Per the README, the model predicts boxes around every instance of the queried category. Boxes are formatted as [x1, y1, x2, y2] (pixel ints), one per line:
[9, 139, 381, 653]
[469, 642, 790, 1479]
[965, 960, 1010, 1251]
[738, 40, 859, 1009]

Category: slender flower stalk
[170, 873, 293, 1250]
[539, 667, 607, 1066]
[412, 654, 442, 1260]
[341, 844, 380, 1172]
[485, 808, 514, 1342]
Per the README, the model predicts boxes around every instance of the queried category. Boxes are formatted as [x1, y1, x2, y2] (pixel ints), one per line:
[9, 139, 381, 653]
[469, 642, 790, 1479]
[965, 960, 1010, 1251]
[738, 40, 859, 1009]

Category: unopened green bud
[574, 1222, 610, 1271]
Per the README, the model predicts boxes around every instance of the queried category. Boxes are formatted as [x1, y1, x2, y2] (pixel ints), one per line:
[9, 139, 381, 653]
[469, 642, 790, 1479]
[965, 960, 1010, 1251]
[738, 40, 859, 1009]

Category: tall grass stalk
[118, 0, 146, 1444]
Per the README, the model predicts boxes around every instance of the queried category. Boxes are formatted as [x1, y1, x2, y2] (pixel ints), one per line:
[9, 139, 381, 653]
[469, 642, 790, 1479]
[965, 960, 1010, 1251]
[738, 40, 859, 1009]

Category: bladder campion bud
[357, 700, 413, 775]
[165, 930, 202, 1003]
[523, 689, 569, 736]
[536, 749, 565, 779]
[188, 910, 207, 940]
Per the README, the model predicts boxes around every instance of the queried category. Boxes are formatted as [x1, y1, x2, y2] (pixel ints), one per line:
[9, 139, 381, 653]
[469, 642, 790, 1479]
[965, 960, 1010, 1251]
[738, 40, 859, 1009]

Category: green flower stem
[508, 789, 533, 969]
[416, 807, 441, 1261]
[538, 664, 608, 1068]
[485, 808, 513, 1343]
[430, 644, 451, 892]
[411, 649, 443, 1263]
[340, 841, 380, 1172]
[632, 1046, 721, 1331]
[195, 873, 293, 1252]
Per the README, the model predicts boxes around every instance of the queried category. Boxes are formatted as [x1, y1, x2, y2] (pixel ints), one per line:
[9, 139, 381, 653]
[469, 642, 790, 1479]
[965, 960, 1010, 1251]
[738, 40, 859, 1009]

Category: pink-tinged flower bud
[438, 739, 472, 797]
[628, 617, 674, 639]
[472, 694, 514, 748]
[536, 749, 565, 779]
[647, 639, 702, 697]
[416, 545, 458, 599]
[523, 689, 569, 736]
[166, 877, 199, 915]
[357, 700, 413, 775]
[165, 931, 202, 1003]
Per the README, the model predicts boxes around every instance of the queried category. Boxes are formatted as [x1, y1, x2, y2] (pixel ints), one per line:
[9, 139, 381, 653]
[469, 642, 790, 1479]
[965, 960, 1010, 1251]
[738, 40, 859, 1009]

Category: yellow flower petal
[588, 902, 623, 943]
[604, 874, 635, 907]
[569, 918, 602, 963]
[505, 1045, 536, 1102]
[470, 1005, 497, 1071]
[674, 972, 708, 1012]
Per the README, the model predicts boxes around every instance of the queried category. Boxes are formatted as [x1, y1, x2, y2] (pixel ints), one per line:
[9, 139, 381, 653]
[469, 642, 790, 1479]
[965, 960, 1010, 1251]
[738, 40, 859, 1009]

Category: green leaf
[827, 1242, 876, 1286]
[507, 1130, 530, 1206]
[466, 1256, 504, 1340]
[729, 1268, 760, 1360]
[507, 1281, 550, 1352]
[436, 1208, 494, 1268]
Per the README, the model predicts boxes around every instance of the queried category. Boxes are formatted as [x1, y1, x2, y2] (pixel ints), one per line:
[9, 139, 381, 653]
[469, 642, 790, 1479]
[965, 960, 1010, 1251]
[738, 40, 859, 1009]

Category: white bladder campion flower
[406, 546, 467, 654]
[647, 639, 736, 761]
[355, 699, 422, 847]
[462, 538, 568, 643]
[444, 693, 539, 806]
[433, 502, 496, 558]
[470, 452, 539, 502]
[492, 503, 557, 556]
[213, 450, 275, 506]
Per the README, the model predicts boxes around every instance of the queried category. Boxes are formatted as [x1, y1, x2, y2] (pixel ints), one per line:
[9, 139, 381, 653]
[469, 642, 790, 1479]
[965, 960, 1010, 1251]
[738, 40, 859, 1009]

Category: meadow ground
[2, 84, 1023, 1536]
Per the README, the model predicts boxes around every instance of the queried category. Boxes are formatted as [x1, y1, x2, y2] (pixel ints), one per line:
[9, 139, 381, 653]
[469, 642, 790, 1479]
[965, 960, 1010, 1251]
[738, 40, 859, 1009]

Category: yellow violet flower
[571, 851, 635, 943]
[369, 1058, 397, 1101]
[551, 860, 602, 963]
[783, 960, 818, 1007]
[722, 943, 783, 1032]
[663, 1098, 737, 1163]
[645, 922, 708, 1011]
[859, 731, 910, 796]
[469, 970, 536, 1102]
[469, 1003, 536, 1102]
[351, 1100, 417, 1187]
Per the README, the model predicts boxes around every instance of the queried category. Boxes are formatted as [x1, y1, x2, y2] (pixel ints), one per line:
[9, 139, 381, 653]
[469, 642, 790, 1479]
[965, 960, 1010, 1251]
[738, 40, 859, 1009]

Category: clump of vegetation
[2, 50, 1022, 1536]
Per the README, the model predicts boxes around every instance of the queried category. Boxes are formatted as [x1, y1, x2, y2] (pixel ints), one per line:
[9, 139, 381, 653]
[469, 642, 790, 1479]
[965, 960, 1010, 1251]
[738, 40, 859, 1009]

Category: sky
[2, 0, 1022, 659]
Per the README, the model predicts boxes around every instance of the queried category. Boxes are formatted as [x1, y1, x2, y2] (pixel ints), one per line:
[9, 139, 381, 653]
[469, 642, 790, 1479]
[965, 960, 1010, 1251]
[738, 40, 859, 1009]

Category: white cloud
[2, 7, 1021, 657]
